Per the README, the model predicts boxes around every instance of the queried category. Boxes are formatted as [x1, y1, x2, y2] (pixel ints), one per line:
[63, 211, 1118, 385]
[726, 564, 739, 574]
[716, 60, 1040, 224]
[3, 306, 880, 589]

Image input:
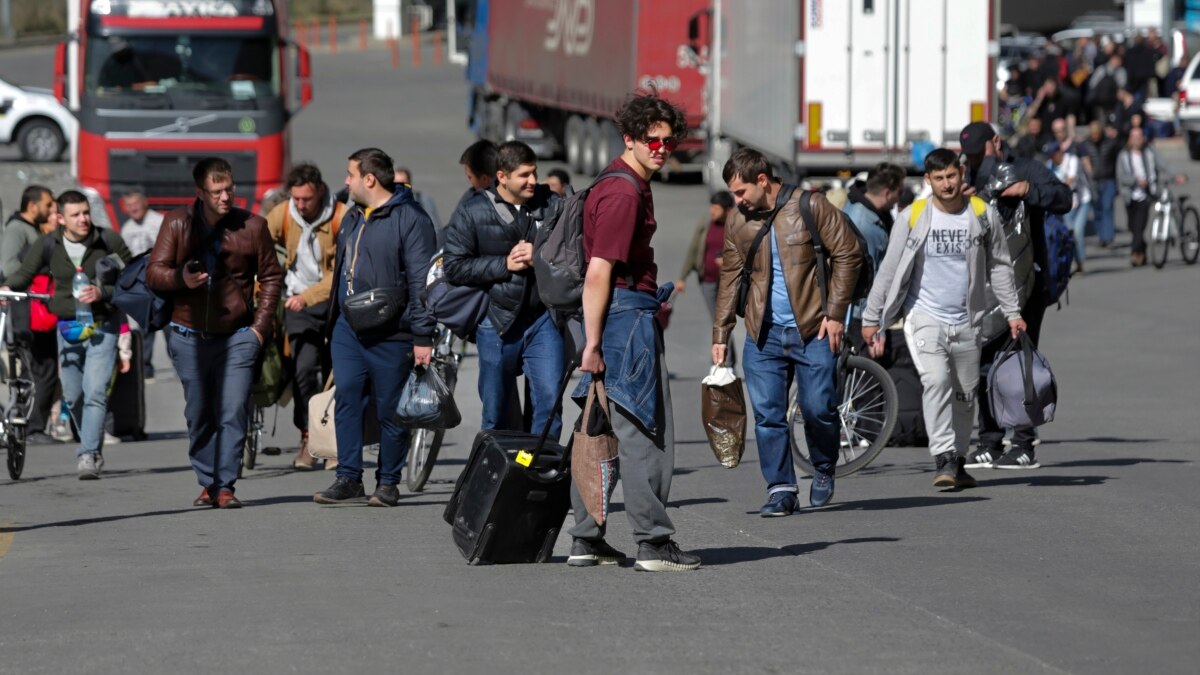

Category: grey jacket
[0, 215, 40, 281]
[1116, 146, 1170, 204]
[862, 196, 1022, 334]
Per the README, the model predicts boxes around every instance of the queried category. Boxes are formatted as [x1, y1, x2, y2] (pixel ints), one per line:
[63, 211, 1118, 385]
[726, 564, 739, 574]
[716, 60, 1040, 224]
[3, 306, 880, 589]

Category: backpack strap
[41, 233, 55, 272]
[588, 170, 641, 288]
[908, 198, 928, 228]
[798, 190, 829, 316]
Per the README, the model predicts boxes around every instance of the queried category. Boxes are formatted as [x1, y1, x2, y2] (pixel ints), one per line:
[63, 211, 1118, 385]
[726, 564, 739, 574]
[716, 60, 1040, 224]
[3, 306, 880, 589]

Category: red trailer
[467, 0, 709, 176]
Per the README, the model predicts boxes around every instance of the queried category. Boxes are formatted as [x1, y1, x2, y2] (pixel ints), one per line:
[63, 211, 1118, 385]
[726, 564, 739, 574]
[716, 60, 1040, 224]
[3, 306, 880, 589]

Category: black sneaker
[633, 540, 701, 572]
[933, 452, 957, 488]
[993, 447, 1040, 470]
[26, 432, 62, 445]
[964, 445, 1002, 469]
[954, 455, 977, 488]
[566, 538, 628, 567]
[367, 484, 401, 507]
[313, 476, 366, 504]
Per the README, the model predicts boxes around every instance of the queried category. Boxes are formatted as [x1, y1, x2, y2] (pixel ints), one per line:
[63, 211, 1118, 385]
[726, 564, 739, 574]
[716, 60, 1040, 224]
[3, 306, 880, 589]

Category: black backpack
[797, 190, 874, 312]
[533, 170, 639, 312]
[1087, 72, 1118, 108]
[112, 252, 173, 332]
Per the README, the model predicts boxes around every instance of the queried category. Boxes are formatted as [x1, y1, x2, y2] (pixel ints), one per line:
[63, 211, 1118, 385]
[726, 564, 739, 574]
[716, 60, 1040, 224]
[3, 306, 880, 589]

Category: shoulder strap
[41, 234, 55, 271]
[798, 190, 829, 315]
[281, 207, 290, 246]
[743, 184, 797, 284]
[909, 198, 929, 228]
[588, 169, 642, 288]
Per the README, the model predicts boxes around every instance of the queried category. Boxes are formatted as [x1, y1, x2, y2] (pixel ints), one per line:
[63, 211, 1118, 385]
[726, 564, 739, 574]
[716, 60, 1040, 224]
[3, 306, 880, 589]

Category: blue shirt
[769, 232, 796, 327]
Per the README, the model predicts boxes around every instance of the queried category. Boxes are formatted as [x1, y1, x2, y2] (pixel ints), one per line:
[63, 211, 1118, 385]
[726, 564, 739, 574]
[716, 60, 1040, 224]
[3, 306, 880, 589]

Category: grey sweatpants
[569, 335, 676, 545]
[903, 309, 981, 458]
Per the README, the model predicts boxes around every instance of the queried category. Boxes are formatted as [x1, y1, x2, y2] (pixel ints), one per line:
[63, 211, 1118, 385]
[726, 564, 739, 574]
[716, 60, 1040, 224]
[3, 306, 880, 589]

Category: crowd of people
[3, 74, 1170, 571]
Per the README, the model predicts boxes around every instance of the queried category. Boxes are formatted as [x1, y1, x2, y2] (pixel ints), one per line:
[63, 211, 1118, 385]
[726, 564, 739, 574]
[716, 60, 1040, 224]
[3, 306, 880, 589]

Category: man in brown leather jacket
[712, 148, 862, 517]
[147, 157, 284, 509]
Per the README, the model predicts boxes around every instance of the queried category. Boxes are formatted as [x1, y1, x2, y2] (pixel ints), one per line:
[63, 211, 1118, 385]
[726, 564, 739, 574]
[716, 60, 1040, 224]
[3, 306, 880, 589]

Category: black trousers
[976, 276, 1049, 451]
[289, 330, 329, 433]
[17, 330, 60, 434]
[1126, 199, 1152, 255]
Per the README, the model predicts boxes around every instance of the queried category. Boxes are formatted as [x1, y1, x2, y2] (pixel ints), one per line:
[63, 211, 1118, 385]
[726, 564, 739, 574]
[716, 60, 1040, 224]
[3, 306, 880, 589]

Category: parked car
[0, 77, 75, 162]
[1176, 51, 1200, 159]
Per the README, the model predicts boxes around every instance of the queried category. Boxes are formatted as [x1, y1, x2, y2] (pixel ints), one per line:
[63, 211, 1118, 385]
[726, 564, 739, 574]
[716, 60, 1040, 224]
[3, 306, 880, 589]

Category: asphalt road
[1, 44, 1198, 675]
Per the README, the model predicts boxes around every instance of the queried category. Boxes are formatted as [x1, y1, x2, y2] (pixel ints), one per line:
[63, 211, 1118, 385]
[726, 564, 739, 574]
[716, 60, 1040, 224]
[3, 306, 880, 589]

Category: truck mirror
[688, 16, 699, 42]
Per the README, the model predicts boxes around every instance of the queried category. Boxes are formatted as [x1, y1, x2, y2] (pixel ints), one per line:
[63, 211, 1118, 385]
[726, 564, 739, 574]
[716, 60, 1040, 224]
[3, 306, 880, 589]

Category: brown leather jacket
[714, 188, 862, 344]
[146, 200, 284, 337]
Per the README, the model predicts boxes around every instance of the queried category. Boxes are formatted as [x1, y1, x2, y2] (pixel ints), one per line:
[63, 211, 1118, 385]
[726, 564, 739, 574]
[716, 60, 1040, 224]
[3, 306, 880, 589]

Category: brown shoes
[216, 489, 242, 509]
[1131, 252, 1147, 267]
[293, 432, 316, 471]
[193, 489, 215, 507]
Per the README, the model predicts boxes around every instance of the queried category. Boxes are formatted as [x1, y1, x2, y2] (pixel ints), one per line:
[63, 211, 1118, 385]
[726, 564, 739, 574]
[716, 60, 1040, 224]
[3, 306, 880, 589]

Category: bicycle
[789, 316, 899, 478]
[1148, 184, 1200, 269]
[0, 290, 51, 480]
[406, 324, 463, 492]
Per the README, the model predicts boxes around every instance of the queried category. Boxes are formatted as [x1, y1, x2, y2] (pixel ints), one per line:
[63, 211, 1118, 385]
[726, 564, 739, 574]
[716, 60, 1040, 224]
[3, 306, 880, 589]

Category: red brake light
[518, 118, 540, 130]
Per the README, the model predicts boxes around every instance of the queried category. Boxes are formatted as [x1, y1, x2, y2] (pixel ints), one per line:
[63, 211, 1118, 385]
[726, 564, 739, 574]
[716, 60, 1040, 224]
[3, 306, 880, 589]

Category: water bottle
[72, 267, 93, 324]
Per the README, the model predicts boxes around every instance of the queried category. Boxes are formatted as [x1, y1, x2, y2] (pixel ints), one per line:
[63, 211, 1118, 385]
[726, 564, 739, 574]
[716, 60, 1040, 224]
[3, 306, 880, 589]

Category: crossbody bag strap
[742, 184, 797, 285]
[798, 190, 829, 316]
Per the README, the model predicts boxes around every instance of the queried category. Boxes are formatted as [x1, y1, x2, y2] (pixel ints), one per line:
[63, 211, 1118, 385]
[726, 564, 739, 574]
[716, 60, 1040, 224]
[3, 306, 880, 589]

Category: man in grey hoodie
[861, 148, 1026, 489]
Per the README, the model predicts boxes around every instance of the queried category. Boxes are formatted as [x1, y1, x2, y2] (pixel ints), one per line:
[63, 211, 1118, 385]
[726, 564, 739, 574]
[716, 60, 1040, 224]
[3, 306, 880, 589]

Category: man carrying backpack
[959, 121, 1071, 470]
[713, 148, 862, 516]
[443, 140, 563, 439]
[862, 148, 1026, 489]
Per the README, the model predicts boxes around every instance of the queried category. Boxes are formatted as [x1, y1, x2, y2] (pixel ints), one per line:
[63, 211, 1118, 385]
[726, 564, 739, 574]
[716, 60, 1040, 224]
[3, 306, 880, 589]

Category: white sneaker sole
[633, 559, 700, 572]
[992, 462, 1041, 470]
[566, 554, 620, 567]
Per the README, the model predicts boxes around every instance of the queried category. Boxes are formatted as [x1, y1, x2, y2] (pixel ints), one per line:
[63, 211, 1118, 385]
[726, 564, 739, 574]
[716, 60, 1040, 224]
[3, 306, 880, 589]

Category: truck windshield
[85, 35, 279, 108]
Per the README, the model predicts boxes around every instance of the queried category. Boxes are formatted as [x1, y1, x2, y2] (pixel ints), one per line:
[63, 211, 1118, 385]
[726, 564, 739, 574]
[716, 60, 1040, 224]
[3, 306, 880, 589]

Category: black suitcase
[444, 370, 574, 565]
[110, 330, 147, 440]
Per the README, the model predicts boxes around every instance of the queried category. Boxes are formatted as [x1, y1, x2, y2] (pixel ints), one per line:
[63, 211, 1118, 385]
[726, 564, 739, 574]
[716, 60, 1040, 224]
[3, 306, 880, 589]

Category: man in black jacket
[444, 141, 564, 438]
[959, 122, 1072, 470]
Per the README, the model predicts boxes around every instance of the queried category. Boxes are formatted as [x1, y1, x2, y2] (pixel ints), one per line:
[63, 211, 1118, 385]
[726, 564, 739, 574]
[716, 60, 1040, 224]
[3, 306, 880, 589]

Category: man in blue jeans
[313, 147, 435, 508]
[147, 158, 283, 508]
[713, 148, 862, 516]
[3, 190, 131, 479]
[444, 140, 563, 437]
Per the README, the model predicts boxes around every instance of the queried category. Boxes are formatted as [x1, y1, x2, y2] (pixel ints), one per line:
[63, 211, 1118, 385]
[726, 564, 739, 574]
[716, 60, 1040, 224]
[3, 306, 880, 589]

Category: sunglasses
[642, 136, 679, 153]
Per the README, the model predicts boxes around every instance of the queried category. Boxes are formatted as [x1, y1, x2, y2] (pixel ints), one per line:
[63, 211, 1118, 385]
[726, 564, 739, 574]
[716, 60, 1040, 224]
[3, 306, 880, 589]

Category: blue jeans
[1067, 202, 1091, 263]
[167, 327, 261, 493]
[330, 317, 413, 486]
[475, 311, 563, 439]
[743, 324, 839, 492]
[57, 323, 119, 458]
[1094, 179, 1116, 244]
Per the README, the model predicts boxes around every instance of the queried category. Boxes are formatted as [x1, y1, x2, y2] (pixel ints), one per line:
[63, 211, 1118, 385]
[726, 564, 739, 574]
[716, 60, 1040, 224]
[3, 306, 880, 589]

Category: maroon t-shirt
[583, 156, 657, 293]
[701, 220, 725, 283]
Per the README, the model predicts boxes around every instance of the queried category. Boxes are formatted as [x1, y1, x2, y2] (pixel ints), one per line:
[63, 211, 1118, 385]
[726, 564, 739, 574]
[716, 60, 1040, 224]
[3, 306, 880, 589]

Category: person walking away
[0, 185, 62, 444]
[2, 190, 132, 478]
[1077, 121, 1121, 248]
[443, 140, 563, 437]
[266, 163, 346, 470]
[713, 148, 862, 516]
[1117, 127, 1185, 268]
[1046, 141, 1091, 274]
[146, 158, 283, 508]
[861, 148, 1026, 488]
[959, 121, 1071, 469]
[118, 189, 164, 378]
[674, 191, 735, 365]
[313, 148, 435, 508]
[568, 92, 700, 572]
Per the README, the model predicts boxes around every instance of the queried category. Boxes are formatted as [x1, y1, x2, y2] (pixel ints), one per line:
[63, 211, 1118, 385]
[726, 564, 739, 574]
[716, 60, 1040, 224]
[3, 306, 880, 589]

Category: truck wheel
[596, 120, 621, 172]
[17, 119, 65, 162]
[565, 115, 585, 173]
[1189, 131, 1200, 161]
[581, 118, 600, 175]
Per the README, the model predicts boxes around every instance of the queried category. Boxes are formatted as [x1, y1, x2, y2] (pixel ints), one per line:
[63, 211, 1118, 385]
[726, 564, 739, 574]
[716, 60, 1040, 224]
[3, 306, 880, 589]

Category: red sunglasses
[642, 136, 679, 153]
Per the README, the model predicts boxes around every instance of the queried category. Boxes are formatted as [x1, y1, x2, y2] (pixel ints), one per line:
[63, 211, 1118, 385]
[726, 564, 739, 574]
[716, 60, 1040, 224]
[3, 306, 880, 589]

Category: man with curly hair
[567, 92, 701, 572]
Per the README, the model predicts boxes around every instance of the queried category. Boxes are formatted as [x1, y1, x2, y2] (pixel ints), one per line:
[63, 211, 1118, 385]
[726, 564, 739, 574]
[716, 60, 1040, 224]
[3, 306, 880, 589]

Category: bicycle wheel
[1149, 212, 1170, 269]
[5, 429, 23, 480]
[1180, 205, 1200, 265]
[406, 426, 445, 492]
[791, 355, 899, 477]
[243, 406, 260, 470]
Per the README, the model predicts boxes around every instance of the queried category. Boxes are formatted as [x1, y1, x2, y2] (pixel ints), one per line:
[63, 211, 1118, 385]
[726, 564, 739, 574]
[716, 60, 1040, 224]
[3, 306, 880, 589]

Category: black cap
[960, 121, 997, 155]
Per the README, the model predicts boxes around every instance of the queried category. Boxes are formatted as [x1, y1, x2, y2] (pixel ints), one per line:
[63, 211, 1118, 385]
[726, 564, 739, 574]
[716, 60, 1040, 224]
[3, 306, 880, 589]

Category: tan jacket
[714, 188, 862, 344]
[265, 198, 347, 307]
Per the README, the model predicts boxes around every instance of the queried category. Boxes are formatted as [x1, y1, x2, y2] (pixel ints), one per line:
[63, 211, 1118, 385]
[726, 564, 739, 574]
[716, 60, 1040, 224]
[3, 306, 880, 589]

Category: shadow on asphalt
[825, 495, 990, 511]
[979, 474, 1110, 487]
[690, 537, 901, 566]
[1, 507, 200, 532]
[669, 497, 729, 508]
[1050, 457, 1186, 467]
[2, 464, 192, 485]
[1041, 436, 1164, 445]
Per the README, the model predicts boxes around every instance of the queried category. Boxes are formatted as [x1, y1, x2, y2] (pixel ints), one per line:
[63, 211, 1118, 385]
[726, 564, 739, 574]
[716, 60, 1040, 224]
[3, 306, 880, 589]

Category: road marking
[0, 519, 13, 559]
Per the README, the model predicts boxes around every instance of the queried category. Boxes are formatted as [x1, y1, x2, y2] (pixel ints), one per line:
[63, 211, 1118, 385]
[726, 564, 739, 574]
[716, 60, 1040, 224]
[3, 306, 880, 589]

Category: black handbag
[341, 287, 407, 333]
[735, 184, 795, 317]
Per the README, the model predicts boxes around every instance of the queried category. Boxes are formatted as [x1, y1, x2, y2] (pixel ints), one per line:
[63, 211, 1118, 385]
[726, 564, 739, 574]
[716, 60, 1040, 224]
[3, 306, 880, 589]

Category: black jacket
[443, 184, 560, 336]
[7, 228, 132, 321]
[329, 187, 437, 345]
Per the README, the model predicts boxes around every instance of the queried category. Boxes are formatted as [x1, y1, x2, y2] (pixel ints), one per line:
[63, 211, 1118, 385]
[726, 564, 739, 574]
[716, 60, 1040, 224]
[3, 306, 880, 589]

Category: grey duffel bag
[988, 332, 1058, 428]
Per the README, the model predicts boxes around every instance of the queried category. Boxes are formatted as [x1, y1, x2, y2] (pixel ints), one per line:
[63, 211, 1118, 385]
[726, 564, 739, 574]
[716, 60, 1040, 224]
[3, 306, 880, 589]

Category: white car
[0, 77, 76, 162]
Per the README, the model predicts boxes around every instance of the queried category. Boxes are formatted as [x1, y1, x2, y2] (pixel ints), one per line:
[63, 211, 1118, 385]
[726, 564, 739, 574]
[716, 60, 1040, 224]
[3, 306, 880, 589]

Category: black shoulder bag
[735, 184, 795, 318]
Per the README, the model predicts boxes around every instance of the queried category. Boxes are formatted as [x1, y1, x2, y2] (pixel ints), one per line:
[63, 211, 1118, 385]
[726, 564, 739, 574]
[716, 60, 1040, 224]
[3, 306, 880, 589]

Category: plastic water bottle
[72, 267, 93, 324]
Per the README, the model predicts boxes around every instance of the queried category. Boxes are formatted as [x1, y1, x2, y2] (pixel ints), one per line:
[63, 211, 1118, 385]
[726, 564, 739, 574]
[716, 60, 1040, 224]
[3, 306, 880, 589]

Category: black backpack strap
[41, 234, 56, 272]
[589, 169, 640, 288]
[743, 184, 797, 284]
[798, 190, 829, 316]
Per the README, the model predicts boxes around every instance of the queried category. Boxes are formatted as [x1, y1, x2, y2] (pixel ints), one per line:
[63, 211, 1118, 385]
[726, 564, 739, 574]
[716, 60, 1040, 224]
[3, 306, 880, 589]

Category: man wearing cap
[959, 121, 1071, 471]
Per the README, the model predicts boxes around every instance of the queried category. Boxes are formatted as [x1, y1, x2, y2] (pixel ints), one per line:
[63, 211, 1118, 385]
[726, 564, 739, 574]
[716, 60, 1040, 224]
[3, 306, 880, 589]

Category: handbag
[307, 375, 338, 460]
[422, 251, 490, 341]
[735, 184, 795, 317]
[987, 332, 1058, 428]
[571, 380, 620, 526]
[700, 365, 747, 468]
[341, 286, 407, 333]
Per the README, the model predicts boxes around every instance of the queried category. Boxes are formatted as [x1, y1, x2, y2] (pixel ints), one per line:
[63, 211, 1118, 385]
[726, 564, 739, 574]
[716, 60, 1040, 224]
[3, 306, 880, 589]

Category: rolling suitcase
[110, 330, 147, 440]
[444, 368, 574, 565]
[882, 327, 927, 448]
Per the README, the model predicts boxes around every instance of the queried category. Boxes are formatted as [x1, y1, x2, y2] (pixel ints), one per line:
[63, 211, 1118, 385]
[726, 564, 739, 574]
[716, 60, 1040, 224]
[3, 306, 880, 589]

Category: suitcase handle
[522, 357, 579, 474]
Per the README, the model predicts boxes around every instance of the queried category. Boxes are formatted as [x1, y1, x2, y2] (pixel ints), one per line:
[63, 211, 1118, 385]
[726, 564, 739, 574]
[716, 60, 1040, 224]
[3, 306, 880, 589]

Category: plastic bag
[394, 365, 462, 429]
[700, 365, 746, 468]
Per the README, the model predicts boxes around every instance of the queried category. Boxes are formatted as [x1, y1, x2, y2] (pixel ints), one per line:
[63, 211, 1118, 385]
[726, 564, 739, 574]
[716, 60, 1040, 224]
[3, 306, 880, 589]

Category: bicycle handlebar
[0, 290, 51, 301]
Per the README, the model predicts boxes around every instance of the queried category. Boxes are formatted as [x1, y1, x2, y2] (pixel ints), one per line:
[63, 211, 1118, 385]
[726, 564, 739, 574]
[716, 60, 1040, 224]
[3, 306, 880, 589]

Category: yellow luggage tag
[515, 450, 534, 467]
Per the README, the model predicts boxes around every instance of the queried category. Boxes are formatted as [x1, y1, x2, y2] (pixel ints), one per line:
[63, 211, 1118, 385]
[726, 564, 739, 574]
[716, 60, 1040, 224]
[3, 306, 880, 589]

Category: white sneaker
[103, 432, 121, 446]
[77, 454, 100, 480]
